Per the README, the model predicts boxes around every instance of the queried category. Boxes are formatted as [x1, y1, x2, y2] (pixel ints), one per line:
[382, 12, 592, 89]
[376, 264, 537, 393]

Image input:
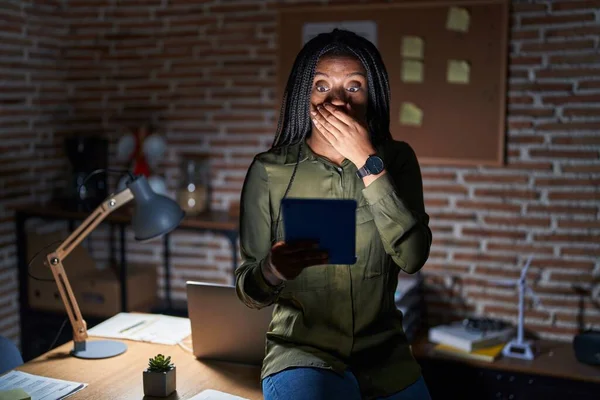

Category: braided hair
[272, 29, 393, 239]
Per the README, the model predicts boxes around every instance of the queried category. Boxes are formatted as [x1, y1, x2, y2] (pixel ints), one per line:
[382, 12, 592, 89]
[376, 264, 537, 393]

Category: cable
[77, 168, 134, 201]
[48, 317, 68, 352]
[27, 239, 64, 282]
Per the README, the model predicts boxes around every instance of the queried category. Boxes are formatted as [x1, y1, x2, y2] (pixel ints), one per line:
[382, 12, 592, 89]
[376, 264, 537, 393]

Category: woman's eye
[316, 85, 329, 92]
[347, 86, 360, 93]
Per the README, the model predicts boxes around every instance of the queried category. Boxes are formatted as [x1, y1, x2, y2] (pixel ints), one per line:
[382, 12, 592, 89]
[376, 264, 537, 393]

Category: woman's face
[310, 55, 368, 125]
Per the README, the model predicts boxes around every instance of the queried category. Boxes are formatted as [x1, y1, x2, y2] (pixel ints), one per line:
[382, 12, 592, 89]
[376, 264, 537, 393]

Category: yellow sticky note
[402, 36, 423, 59]
[446, 7, 470, 32]
[399, 102, 423, 126]
[0, 388, 31, 400]
[402, 60, 423, 83]
[447, 60, 470, 84]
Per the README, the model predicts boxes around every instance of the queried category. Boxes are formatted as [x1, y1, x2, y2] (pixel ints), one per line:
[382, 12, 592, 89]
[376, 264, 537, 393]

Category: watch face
[366, 156, 384, 174]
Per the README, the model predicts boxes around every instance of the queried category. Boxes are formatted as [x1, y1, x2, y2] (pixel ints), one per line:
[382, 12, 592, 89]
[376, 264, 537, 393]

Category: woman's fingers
[315, 104, 349, 134]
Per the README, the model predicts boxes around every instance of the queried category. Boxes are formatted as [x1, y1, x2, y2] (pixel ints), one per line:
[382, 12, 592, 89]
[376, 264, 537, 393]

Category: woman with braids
[235, 29, 432, 400]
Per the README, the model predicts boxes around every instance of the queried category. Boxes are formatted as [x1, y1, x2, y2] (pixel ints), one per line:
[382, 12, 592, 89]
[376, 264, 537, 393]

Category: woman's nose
[327, 89, 347, 107]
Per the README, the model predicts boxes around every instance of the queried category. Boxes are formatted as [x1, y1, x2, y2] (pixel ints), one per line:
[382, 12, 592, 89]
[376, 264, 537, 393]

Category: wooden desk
[412, 336, 600, 400]
[16, 339, 263, 400]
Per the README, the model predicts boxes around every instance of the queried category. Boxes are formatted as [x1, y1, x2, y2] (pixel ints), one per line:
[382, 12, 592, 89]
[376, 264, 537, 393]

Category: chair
[0, 335, 23, 374]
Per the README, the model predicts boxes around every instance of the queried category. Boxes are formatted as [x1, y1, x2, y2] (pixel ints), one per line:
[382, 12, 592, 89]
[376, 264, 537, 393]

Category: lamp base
[71, 340, 127, 359]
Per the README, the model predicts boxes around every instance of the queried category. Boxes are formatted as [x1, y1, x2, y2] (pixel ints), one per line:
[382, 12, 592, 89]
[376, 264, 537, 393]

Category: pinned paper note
[402, 60, 423, 83]
[446, 7, 470, 32]
[447, 60, 470, 84]
[402, 36, 424, 59]
[399, 102, 423, 126]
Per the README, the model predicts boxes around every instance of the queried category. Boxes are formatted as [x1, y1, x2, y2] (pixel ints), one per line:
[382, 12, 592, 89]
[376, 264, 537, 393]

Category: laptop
[186, 281, 274, 365]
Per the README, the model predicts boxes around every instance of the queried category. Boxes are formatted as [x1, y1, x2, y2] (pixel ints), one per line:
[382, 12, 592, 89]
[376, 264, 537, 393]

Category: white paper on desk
[87, 312, 191, 345]
[0, 371, 87, 400]
[189, 389, 249, 400]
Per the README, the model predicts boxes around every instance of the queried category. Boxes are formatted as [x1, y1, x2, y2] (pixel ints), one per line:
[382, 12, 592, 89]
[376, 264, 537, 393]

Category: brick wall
[1, 0, 599, 347]
[0, 0, 68, 345]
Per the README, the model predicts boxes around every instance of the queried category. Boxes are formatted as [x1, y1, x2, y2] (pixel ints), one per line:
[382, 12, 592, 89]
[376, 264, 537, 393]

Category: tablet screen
[281, 198, 357, 265]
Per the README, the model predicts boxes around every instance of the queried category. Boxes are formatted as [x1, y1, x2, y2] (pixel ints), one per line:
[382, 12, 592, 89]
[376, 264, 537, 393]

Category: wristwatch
[356, 154, 384, 178]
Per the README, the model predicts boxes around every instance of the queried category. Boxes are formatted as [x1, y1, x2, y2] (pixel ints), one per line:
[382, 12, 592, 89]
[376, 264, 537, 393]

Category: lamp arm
[45, 188, 134, 343]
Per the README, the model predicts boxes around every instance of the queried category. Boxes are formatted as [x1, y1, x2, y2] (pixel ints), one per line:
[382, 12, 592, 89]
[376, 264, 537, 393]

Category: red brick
[484, 216, 551, 228]
[455, 200, 522, 214]
[535, 177, 600, 187]
[424, 198, 450, 208]
[556, 312, 600, 326]
[534, 233, 599, 244]
[486, 243, 555, 255]
[561, 108, 600, 118]
[508, 95, 534, 104]
[485, 305, 551, 321]
[433, 238, 480, 249]
[546, 25, 600, 39]
[529, 149, 598, 159]
[537, 121, 600, 132]
[512, 3, 548, 12]
[532, 257, 595, 271]
[578, 81, 600, 90]
[558, 220, 600, 230]
[561, 165, 600, 173]
[548, 191, 600, 201]
[551, 0, 600, 11]
[423, 263, 471, 275]
[520, 39, 595, 53]
[527, 204, 597, 215]
[543, 93, 600, 105]
[428, 212, 476, 222]
[508, 135, 545, 145]
[463, 174, 529, 184]
[509, 82, 572, 92]
[422, 184, 469, 195]
[521, 14, 595, 26]
[420, 171, 457, 181]
[474, 188, 540, 200]
[561, 247, 600, 257]
[510, 55, 544, 66]
[508, 70, 529, 79]
[536, 68, 600, 79]
[549, 272, 597, 284]
[507, 108, 556, 119]
[462, 228, 527, 240]
[508, 120, 533, 130]
[454, 252, 518, 264]
[550, 53, 600, 64]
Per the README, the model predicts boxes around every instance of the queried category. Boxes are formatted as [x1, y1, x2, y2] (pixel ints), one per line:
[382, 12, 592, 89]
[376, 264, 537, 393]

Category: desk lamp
[45, 175, 185, 359]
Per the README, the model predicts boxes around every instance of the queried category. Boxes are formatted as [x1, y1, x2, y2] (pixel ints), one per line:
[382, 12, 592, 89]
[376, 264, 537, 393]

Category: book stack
[428, 321, 515, 362]
[395, 273, 424, 343]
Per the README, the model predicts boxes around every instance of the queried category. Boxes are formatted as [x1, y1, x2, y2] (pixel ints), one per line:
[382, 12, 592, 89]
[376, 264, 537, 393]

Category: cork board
[276, 0, 509, 166]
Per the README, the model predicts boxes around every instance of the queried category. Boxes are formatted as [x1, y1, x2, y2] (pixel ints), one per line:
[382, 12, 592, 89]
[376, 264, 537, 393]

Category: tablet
[281, 198, 357, 265]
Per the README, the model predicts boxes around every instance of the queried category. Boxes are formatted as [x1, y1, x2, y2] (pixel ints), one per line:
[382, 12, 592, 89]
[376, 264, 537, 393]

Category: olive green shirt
[235, 138, 432, 399]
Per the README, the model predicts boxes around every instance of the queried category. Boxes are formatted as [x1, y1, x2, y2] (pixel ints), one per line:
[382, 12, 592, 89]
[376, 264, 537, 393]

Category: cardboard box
[27, 231, 157, 317]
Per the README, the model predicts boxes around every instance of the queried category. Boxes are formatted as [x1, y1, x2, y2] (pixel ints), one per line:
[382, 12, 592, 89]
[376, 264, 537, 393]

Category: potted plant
[143, 353, 176, 397]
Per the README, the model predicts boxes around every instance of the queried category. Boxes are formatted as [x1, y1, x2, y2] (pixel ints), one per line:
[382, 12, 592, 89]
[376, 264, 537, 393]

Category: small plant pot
[143, 367, 176, 397]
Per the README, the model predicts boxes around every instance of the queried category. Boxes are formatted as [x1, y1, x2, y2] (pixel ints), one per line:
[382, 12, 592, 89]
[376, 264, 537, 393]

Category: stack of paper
[395, 273, 424, 343]
[0, 371, 86, 400]
[190, 389, 249, 400]
[87, 312, 191, 345]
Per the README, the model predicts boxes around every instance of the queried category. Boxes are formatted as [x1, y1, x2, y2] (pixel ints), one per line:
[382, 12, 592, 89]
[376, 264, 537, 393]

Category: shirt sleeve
[234, 158, 285, 309]
[361, 142, 432, 274]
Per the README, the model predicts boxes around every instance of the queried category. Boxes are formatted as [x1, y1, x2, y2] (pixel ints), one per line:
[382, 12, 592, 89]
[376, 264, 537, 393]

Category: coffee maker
[62, 136, 109, 211]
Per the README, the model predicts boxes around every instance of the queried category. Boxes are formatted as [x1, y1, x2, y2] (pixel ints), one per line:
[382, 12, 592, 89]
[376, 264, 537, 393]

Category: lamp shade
[127, 176, 185, 241]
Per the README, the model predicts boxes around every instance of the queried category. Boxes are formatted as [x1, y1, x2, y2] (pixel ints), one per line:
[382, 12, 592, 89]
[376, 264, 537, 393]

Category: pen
[120, 320, 146, 333]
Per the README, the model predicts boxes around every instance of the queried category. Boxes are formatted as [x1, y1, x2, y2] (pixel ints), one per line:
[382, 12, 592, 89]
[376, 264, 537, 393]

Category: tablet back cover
[281, 198, 357, 265]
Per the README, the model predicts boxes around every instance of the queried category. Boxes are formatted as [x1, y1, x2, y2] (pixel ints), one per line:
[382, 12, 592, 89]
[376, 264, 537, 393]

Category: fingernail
[317, 105, 322, 110]
[310, 110, 316, 116]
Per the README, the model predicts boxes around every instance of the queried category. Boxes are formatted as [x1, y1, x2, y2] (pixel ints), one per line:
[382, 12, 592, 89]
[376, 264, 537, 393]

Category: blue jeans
[262, 367, 432, 400]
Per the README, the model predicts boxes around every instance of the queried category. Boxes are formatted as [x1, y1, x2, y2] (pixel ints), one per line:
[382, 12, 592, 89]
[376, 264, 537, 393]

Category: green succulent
[147, 354, 174, 373]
